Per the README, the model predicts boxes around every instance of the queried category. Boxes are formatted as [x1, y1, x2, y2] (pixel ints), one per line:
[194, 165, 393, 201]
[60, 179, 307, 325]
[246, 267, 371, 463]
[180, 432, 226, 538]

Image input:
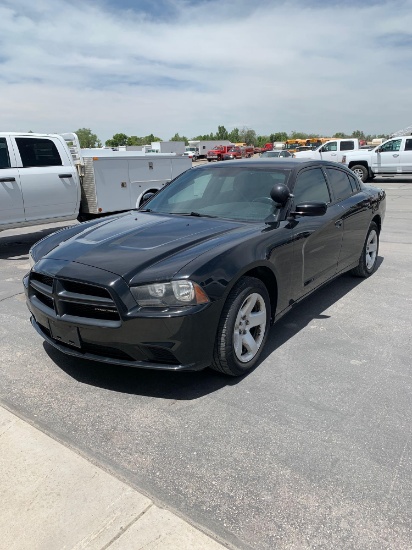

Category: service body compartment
[79, 153, 191, 214]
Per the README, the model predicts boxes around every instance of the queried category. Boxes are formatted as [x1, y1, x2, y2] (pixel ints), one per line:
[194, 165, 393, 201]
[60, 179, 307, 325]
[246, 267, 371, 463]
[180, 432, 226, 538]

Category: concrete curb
[0, 406, 229, 549]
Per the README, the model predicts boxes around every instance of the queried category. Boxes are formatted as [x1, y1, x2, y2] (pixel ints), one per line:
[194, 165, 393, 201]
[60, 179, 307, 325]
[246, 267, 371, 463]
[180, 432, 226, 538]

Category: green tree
[333, 132, 348, 138]
[239, 127, 257, 145]
[351, 130, 366, 140]
[143, 133, 162, 144]
[106, 133, 129, 147]
[170, 133, 188, 144]
[215, 125, 229, 140]
[228, 128, 240, 143]
[126, 135, 141, 146]
[271, 132, 288, 142]
[75, 128, 102, 148]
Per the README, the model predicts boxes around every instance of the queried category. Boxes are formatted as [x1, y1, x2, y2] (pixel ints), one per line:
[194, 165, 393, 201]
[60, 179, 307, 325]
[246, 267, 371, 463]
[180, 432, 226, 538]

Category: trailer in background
[150, 141, 186, 154]
[188, 140, 233, 158]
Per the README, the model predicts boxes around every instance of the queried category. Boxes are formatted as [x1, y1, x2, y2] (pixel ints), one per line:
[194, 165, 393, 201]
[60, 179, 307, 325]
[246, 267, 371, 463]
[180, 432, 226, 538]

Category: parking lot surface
[0, 177, 411, 550]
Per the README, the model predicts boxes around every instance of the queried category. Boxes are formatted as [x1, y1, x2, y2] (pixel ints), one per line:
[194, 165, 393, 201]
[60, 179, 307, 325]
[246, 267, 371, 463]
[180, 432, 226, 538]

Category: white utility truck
[0, 132, 191, 231]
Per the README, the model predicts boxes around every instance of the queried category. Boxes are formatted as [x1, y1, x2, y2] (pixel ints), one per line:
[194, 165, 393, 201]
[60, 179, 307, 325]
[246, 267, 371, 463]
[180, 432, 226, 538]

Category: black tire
[211, 277, 271, 376]
[351, 222, 379, 277]
[351, 164, 369, 183]
[207, 159, 211, 162]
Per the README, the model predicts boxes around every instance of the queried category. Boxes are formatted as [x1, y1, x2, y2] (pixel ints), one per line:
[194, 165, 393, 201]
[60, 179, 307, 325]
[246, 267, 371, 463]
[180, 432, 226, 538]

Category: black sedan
[24, 160, 386, 376]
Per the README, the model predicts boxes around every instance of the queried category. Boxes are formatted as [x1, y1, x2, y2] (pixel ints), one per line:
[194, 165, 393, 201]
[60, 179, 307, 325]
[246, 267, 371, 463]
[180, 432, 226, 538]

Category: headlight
[130, 280, 209, 307]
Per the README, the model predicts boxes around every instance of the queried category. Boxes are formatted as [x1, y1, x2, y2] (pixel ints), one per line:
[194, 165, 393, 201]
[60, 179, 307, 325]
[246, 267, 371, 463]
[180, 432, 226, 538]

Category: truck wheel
[207, 159, 211, 162]
[211, 277, 270, 376]
[351, 164, 369, 182]
[351, 222, 379, 278]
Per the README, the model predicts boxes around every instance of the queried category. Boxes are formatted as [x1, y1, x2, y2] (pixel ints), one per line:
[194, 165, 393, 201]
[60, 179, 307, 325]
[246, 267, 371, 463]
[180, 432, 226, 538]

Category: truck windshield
[140, 167, 291, 222]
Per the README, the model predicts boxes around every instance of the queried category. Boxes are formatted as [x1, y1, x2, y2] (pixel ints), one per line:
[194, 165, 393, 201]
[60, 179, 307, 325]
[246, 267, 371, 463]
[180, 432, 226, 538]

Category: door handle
[0, 177, 16, 182]
[393, 154, 399, 157]
[331, 153, 337, 156]
[335, 219, 343, 228]
[59, 174, 73, 178]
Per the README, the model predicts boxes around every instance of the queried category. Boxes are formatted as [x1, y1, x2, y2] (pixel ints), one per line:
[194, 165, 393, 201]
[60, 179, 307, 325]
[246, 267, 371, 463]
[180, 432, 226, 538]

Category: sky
[1, 0, 412, 144]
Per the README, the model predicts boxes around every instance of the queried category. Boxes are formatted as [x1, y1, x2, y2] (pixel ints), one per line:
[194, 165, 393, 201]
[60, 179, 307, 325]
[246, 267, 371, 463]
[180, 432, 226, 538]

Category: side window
[405, 139, 412, 151]
[292, 168, 330, 205]
[325, 168, 354, 201]
[340, 141, 355, 151]
[0, 138, 11, 169]
[322, 141, 337, 152]
[380, 139, 402, 153]
[15, 138, 63, 167]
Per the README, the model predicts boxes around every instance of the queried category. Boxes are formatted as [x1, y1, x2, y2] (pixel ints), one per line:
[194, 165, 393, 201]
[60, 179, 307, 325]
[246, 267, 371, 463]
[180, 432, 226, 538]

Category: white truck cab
[293, 139, 361, 163]
[0, 133, 80, 230]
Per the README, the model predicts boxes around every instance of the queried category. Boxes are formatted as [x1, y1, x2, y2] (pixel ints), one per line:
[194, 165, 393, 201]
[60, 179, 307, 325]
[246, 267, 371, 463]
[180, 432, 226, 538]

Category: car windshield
[141, 166, 291, 222]
[262, 151, 280, 157]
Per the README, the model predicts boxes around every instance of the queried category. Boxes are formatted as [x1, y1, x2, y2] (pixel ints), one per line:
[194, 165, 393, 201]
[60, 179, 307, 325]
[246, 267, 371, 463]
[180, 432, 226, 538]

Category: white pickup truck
[342, 135, 412, 182]
[293, 138, 363, 163]
[0, 132, 190, 231]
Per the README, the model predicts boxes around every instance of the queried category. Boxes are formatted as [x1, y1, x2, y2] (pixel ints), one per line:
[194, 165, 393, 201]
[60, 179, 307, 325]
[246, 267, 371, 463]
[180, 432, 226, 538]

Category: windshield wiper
[170, 212, 218, 218]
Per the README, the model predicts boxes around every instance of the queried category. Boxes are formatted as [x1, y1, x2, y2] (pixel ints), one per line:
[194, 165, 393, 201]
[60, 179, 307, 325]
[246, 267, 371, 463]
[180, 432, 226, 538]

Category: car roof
[196, 158, 346, 170]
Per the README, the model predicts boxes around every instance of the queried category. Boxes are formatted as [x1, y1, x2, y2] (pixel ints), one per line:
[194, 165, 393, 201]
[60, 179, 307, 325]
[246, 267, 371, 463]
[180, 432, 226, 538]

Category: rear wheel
[211, 277, 270, 376]
[351, 222, 379, 277]
[351, 164, 369, 182]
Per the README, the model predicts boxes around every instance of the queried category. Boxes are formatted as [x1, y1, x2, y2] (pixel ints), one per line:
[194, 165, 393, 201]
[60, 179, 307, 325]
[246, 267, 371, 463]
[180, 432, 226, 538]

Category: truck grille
[29, 272, 120, 323]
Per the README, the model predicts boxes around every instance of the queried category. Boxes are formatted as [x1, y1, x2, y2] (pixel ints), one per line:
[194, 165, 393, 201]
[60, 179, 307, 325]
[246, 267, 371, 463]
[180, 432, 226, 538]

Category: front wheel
[351, 222, 379, 277]
[351, 164, 369, 183]
[211, 277, 270, 376]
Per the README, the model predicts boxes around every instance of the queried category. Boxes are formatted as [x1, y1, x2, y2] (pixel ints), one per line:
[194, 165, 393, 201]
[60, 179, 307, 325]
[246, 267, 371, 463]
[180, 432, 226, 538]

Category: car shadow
[42, 257, 383, 400]
[259, 261, 382, 362]
[0, 223, 77, 260]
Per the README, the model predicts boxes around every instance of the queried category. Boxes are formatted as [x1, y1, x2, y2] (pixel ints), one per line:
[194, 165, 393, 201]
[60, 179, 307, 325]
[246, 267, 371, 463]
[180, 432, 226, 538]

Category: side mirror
[270, 183, 291, 206]
[291, 202, 327, 217]
[319, 147, 325, 152]
[141, 192, 155, 204]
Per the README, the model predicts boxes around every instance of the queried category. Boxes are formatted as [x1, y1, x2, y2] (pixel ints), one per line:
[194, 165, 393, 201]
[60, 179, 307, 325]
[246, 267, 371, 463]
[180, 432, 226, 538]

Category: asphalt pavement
[0, 177, 411, 550]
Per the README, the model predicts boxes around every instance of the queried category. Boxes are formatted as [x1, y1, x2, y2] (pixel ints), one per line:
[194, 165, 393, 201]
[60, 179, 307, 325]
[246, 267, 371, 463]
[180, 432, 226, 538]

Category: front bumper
[24, 263, 223, 372]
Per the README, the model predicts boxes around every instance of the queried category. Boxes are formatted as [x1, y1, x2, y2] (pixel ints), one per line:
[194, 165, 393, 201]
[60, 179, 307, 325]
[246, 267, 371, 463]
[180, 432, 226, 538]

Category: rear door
[324, 166, 370, 270]
[0, 136, 25, 225]
[12, 136, 79, 221]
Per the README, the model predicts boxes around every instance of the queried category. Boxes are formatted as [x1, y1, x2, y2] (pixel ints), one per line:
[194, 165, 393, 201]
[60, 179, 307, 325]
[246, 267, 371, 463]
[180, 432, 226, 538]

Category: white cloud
[1, 0, 412, 142]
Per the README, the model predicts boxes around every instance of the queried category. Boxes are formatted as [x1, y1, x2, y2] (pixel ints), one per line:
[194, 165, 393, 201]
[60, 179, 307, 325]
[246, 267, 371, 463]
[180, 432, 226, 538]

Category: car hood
[43, 211, 250, 283]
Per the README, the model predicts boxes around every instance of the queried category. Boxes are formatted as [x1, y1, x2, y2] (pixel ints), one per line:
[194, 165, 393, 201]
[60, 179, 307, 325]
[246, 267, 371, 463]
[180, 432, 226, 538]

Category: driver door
[290, 167, 343, 300]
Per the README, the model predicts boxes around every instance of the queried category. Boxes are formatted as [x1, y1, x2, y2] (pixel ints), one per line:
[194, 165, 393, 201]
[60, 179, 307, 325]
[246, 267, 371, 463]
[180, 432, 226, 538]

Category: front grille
[62, 280, 111, 298]
[37, 294, 54, 309]
[29, 272, 120, 322]
[31, 272, 53, 287]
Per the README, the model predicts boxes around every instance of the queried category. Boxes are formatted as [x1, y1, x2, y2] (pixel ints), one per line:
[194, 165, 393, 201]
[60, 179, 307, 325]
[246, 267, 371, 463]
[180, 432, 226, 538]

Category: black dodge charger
[24, 159, 386, 376]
